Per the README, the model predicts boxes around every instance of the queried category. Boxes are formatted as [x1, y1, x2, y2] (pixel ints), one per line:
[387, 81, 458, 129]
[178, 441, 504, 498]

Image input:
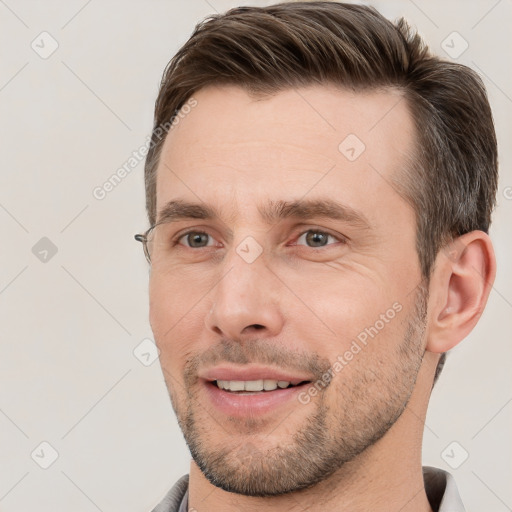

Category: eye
[176, 230, 218, 248]
[295, 229, 345, 248]
[172, 228, 345, 251]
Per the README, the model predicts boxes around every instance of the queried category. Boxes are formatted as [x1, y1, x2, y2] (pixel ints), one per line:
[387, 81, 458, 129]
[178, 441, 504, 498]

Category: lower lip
[202, 380, 310, 417]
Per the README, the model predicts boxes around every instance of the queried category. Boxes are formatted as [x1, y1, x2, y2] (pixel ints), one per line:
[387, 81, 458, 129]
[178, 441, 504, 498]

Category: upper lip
[199, 365, 313, 386]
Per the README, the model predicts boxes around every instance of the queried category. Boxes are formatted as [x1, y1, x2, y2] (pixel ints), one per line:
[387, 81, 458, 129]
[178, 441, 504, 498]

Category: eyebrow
[156, 198, 371, 230]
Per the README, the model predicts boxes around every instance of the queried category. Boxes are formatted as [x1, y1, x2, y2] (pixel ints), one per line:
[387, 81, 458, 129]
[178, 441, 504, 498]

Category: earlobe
[426, 231, 496, 354]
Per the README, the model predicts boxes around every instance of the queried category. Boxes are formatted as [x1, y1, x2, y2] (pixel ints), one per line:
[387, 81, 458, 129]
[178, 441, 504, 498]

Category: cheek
[283, 273, 411, 386]
[149, 266, 211, 325]
[148, 271, 206, 366]
[283, 268, 401, 344]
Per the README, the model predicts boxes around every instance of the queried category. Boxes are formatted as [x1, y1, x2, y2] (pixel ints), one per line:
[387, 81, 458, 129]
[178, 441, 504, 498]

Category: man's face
[149, 84, 428, 496]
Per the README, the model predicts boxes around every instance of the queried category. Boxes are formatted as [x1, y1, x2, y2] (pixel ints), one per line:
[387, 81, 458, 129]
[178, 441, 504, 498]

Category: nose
[204, 252, 285, 341]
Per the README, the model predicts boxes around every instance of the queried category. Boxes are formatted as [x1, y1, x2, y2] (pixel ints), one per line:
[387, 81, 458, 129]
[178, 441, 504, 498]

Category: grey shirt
[151, 466, 465, 512]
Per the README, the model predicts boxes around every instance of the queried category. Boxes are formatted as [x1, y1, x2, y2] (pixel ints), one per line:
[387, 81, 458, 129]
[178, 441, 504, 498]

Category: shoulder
[150, 474, 189, 512]
[423, 466, 466, 512]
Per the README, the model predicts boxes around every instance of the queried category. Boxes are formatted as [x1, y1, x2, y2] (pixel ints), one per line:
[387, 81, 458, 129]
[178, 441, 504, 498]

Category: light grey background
[0, 1, 510, 510]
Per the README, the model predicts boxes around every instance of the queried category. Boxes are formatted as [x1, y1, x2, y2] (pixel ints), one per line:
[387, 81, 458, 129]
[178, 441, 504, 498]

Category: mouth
[199, 368, 315, 417]
[212, 378, 311, 394]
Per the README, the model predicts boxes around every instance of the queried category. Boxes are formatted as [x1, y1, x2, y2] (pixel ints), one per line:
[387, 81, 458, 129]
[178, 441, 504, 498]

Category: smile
[214, 379, 309, 392]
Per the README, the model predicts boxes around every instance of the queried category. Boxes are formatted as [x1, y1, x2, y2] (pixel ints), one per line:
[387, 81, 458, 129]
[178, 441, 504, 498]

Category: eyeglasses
[136, 222, 182, 264]
[134, 226, 156, 264]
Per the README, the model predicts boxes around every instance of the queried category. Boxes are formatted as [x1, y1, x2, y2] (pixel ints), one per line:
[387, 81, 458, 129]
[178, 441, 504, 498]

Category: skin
[148, 84, 496, 512]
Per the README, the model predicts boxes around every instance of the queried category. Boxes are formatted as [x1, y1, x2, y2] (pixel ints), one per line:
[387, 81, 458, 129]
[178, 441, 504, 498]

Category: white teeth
[215, 379, 292, 391]
[263, 379, 278, 391]
[228, 380, 244, 391]
[245, 379, 264, 391]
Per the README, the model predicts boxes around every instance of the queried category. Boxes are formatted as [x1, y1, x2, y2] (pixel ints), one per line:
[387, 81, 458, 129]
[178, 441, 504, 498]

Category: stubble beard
[164, 287, 428, 497]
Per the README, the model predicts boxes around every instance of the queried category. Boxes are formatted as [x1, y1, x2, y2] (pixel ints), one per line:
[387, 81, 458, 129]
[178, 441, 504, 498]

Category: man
[135, 2, 497, 511]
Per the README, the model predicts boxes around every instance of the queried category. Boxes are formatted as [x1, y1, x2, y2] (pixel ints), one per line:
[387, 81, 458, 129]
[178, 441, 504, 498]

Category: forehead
[163, 83, 414, 150]
[155, 84, 416, 227]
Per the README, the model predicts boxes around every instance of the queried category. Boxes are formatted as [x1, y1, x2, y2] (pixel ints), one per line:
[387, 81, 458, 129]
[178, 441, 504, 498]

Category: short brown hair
[143, 1, 498, 383]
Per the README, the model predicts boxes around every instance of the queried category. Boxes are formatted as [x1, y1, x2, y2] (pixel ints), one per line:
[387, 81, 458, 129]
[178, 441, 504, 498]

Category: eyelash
[173, 228, 347, 249]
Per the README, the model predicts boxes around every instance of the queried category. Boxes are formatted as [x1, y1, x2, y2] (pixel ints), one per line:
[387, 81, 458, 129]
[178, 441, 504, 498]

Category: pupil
[307, 231, 327, 247]
[189, 233, 208, 247]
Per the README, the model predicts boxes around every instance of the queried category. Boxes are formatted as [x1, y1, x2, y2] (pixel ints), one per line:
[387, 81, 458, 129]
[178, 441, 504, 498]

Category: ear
[425, 230, 496, 354]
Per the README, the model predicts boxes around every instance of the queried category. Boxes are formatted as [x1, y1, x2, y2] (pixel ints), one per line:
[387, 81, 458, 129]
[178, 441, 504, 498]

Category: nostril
[252, 324, 265, 329]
